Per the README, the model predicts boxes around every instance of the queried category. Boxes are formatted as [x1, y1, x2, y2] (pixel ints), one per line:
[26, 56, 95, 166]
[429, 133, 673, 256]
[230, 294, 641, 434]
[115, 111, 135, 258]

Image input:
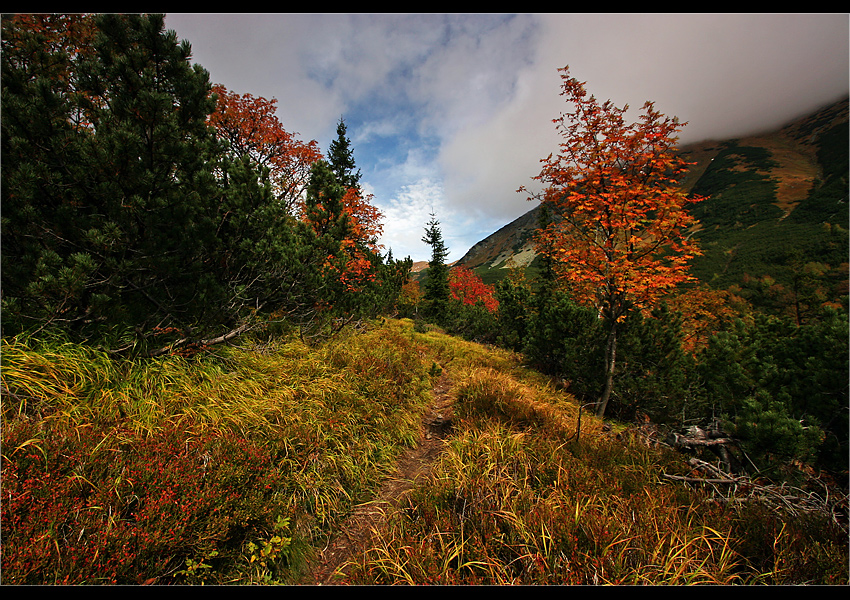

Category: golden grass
[2, 318, 846, 585]
[342, 324, 847, 585]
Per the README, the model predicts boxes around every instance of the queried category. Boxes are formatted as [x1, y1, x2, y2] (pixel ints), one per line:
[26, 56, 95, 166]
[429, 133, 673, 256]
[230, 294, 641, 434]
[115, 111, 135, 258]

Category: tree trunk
[596, 320, 618, 418]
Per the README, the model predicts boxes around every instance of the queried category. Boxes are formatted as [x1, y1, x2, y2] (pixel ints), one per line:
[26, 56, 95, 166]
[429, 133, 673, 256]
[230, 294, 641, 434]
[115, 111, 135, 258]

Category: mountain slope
[453, 97, 849, 305]
[455, 203, 542, 271]
[685, 98, 848, 305]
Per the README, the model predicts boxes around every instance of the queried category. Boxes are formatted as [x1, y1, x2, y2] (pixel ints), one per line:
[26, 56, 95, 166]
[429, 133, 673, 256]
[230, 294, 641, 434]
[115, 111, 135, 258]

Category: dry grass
[340, 325, 848, 585]
[1, 320, 434, 584]
[2, 319, 847, 585]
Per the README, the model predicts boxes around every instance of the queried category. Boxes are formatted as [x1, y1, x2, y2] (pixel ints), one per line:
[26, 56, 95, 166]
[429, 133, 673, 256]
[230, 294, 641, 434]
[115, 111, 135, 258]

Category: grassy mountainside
[2, 318, 847, 584]
[685, 99, 848, 310]
[453, 97, 849, 307]
[455, 204, 542, 272]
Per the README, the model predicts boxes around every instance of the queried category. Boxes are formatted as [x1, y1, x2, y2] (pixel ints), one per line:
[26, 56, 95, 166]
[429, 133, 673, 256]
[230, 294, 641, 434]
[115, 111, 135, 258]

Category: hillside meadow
[1, 318, 846, 585]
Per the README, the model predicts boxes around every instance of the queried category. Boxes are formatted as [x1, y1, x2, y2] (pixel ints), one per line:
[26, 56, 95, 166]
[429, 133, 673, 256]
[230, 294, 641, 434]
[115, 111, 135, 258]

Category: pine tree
[2, 15, 408, 349]
[2, 14, 222, 346]
[421, 214, 451, 323]
[327, 117, 361, 190]
[2, 14, 322, 353]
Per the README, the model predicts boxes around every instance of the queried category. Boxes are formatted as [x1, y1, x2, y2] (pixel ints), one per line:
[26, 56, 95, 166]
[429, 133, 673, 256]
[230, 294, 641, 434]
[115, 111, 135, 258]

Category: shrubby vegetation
[5, 319, 846, 584]
[451, 217, 848, 482]
[1, 321, 434, 584]
[347, 324, 847, 585]
[411, 76, 849, 485]
[1, 14, 846, 585]
[1, 14, 408, 354]
[413, 221, 847, 488]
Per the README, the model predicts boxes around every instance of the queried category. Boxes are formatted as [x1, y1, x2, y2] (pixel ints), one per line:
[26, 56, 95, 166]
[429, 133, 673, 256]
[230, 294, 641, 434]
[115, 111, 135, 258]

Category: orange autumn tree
[521, 66, 706, 418]
[322, 118, 384, 293]
[340, 186, 384, 250]
[665, 285, 737, 355]
[334, 187, 385, 292]
[449, 266, 499, 313]
[208, 84, 322, 214]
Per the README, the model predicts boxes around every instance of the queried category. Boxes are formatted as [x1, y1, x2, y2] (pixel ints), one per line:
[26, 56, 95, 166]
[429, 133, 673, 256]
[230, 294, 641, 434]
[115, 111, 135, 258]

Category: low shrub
[2, 419, 290, 584]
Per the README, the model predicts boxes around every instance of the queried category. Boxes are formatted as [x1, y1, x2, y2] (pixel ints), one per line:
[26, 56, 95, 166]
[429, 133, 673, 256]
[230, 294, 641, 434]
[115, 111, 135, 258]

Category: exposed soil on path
[302, 370, 455, 585]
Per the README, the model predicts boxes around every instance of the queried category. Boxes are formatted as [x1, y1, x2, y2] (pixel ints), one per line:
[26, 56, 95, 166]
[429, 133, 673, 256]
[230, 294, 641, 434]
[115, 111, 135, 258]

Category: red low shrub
[2, 419, 287, 584]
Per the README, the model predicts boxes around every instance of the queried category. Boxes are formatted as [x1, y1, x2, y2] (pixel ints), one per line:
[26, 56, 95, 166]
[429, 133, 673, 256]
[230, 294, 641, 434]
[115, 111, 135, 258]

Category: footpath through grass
[1, 318, 847, 584]
[343, 324, 848, 585]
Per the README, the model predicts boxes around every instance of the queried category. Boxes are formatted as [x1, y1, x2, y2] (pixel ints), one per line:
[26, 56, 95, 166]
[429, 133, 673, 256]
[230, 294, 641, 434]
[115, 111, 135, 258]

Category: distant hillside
[685, 97, 848, 310]
[450, 97, 849, 304]
[410, 259, 459, 283]
[453, 203, 543, 283]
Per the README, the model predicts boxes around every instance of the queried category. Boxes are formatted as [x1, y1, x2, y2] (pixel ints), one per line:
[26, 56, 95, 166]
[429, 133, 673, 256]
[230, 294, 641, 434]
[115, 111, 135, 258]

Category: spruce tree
[301, 159, 357, 320]
[421, 214, 451, 323]
[327, 117, 361, 190]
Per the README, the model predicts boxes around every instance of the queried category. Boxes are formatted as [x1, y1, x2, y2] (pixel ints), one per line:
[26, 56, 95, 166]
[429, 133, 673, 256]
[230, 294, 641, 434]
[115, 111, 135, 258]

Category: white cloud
[166, 13, 849, 261]
[437, 59, 561, 225]
[378, 178, 447, 262]
[410, 14, 539, 136]
[529, 13, 849, 144]
[434, 12, 849, 232]
[375, 173, 492, 263]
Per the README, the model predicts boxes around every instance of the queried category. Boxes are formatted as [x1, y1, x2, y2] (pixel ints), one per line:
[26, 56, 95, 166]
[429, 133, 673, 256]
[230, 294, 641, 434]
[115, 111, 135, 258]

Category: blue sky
[164, 13, 849, 263]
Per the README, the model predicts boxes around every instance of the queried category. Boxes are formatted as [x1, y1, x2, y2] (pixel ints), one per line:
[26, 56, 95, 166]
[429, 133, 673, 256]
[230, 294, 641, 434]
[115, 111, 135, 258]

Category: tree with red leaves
[302, 119, 385, 297]
[521, 66, 705, 418]
[208, 84, 322, 214]
[449, 266, 499, 313]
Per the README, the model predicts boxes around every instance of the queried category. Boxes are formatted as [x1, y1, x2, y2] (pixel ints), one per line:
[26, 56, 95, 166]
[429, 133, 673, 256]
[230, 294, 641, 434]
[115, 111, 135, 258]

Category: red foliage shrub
[1, 419, 287, 584]
[449, 266, 499, 313]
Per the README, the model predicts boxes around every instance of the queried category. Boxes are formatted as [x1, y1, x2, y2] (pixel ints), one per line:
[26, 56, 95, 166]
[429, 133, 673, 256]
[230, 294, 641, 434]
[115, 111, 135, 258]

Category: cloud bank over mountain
[166, 13, 849, 262]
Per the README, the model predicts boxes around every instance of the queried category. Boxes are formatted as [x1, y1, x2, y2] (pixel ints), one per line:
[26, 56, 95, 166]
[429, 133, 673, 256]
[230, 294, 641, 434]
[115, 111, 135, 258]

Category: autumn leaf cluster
[524, 67, 705, 323]
[449, 266, 499, 313]
[208, 84, 323, 213]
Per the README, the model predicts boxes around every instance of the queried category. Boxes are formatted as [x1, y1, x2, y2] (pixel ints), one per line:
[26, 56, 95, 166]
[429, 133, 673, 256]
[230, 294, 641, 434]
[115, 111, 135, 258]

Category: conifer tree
[421, 214, 451, 323]
[2, 14, 222, 346]
[303, 124, 396, 325]
[327, 117, 361, 190]
[2, 15, 405, 350]
[1, 14, 322, 353]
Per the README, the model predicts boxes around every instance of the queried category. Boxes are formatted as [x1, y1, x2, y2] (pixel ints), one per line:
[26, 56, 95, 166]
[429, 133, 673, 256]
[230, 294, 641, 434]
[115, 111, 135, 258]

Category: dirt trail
[302, 371, 455, 585]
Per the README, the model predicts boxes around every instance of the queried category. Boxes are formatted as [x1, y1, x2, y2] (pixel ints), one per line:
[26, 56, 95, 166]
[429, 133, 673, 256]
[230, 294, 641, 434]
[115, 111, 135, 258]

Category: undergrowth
[2, 319, 847, 584]
[1, 319, 432, 584]
[340, 325, 848, 585]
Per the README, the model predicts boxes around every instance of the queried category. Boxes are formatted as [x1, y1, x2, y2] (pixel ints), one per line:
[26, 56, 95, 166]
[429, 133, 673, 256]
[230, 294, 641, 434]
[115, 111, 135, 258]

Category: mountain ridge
[451, 96, 849, 292]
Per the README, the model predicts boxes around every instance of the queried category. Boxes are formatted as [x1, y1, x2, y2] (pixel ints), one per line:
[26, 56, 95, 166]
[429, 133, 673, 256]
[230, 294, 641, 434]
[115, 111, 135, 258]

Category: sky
[163, 13, 849, 263]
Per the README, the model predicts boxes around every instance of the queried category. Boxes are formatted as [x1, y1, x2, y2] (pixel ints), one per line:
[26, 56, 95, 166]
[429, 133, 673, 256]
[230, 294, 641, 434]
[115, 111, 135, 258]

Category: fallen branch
[666, 427, 736, 449]
[664, 457, 849, 534]
[663, 474, 743, 485]
[664, 425, 741, 474]
[143, 323, 253, 358]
